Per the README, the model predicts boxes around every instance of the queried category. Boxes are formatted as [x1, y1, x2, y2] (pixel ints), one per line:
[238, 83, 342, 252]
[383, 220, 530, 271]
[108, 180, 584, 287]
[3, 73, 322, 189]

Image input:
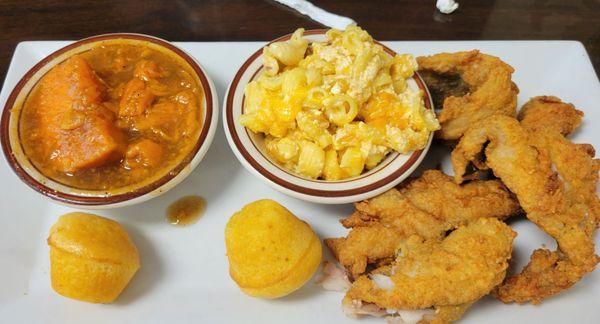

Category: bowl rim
[0, 33, 216, 206]
[224, 29, 434, 199]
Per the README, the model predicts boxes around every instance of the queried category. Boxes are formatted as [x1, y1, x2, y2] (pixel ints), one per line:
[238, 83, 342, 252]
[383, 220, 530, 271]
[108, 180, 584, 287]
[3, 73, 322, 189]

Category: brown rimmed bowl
[1, 33, 219, 209]
[223, 29, 434, 204]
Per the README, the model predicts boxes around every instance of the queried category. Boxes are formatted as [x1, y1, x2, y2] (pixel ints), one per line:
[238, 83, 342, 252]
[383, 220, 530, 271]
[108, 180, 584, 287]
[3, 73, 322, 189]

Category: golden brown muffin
[225, 199, 322, 298]
[48, 212, 140, 303]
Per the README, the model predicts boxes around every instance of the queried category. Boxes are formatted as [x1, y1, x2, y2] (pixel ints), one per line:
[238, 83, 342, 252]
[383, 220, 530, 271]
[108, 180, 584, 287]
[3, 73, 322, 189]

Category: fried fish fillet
[452, 97, 600, 304]
[325, 170, 521, 278]
[518, 96, 584, 135]
[343, 218, 516, 322]
[417, 50, 519, 140]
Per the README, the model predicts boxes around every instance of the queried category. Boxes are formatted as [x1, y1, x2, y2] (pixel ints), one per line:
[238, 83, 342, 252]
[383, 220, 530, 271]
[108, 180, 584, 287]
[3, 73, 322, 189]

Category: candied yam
[34, 57, 126, 173]
[132, 101, 179, 140]
[59, 110, 85, 130]
[54, 116, 127, 172]
[146, 79, 172, 96]
[133, 60, 164, 81]
[119, 78, 155, 117]
[124, 139, 163, 169]
[60, 56, 105, 107]
[38, 57, 105, 115]
[132, 91, 200, 142]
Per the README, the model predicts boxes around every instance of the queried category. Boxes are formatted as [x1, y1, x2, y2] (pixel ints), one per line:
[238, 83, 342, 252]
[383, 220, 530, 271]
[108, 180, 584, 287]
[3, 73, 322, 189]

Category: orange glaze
[166, 195, 206, 226]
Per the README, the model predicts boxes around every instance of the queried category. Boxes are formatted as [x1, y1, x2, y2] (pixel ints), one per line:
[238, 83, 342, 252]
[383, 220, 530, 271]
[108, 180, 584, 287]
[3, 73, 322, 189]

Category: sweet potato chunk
[124, 139, 163, 169]
[36, 56, 126, 173]
[119, 78, 155, 117]
[133, 60, 164, 81]
[57, 115, 127, 171]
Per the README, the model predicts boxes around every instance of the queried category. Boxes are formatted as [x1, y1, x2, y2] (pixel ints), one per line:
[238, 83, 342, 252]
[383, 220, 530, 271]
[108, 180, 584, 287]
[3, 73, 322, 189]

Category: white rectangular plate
[0, 40, 599, 324]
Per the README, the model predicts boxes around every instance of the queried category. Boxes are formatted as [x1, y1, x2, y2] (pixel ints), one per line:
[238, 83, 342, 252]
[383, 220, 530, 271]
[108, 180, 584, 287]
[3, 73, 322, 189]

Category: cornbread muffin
[48, 212, 140, 303]
[225, 200, 322, 298]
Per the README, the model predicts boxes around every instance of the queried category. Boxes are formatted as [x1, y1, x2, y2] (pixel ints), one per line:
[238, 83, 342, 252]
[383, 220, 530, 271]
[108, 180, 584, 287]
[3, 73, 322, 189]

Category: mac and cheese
[240, 26, 439, 180]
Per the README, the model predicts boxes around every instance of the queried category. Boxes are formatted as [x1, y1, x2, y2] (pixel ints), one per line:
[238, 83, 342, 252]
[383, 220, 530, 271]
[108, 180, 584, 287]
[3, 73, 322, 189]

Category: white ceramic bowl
[223, 30, 434, 204]
[1, 33, 219, 209]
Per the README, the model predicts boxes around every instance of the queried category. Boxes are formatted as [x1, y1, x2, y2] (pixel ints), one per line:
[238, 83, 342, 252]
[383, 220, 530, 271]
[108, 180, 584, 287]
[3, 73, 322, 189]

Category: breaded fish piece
[518, 96, 583, 135]
[343, 218, 515, 315]
[452, 97, 600, 303]
[326, 224, 400, 277]
[417, 50, 519, 140]
[325, 170, 521, 278]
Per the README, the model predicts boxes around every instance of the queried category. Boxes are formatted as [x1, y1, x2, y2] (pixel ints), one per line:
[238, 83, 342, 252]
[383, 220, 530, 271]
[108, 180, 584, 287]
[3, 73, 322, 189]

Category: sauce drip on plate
[166, 195, 206, 226]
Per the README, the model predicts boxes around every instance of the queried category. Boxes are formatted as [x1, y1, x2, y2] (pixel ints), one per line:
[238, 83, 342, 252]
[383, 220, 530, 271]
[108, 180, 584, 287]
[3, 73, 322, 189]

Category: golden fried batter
[518, 96, 583, 135]
[452, 97, 600, 304]
[325, 170, 521, 278]
[343, 218, 515, 310]
[417, 50, 519, 140]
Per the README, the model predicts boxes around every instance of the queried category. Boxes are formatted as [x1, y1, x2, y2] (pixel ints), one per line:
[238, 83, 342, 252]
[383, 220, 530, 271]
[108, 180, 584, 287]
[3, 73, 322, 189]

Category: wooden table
[0, 0, 598, 83]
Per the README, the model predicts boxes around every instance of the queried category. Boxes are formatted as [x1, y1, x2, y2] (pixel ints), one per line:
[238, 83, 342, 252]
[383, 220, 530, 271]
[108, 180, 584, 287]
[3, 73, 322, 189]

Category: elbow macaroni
[241, 26, 440, 180]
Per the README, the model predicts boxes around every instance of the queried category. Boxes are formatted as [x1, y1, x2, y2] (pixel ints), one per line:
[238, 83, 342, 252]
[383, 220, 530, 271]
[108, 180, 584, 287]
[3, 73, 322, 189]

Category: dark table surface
[0, 0, 598, 84]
